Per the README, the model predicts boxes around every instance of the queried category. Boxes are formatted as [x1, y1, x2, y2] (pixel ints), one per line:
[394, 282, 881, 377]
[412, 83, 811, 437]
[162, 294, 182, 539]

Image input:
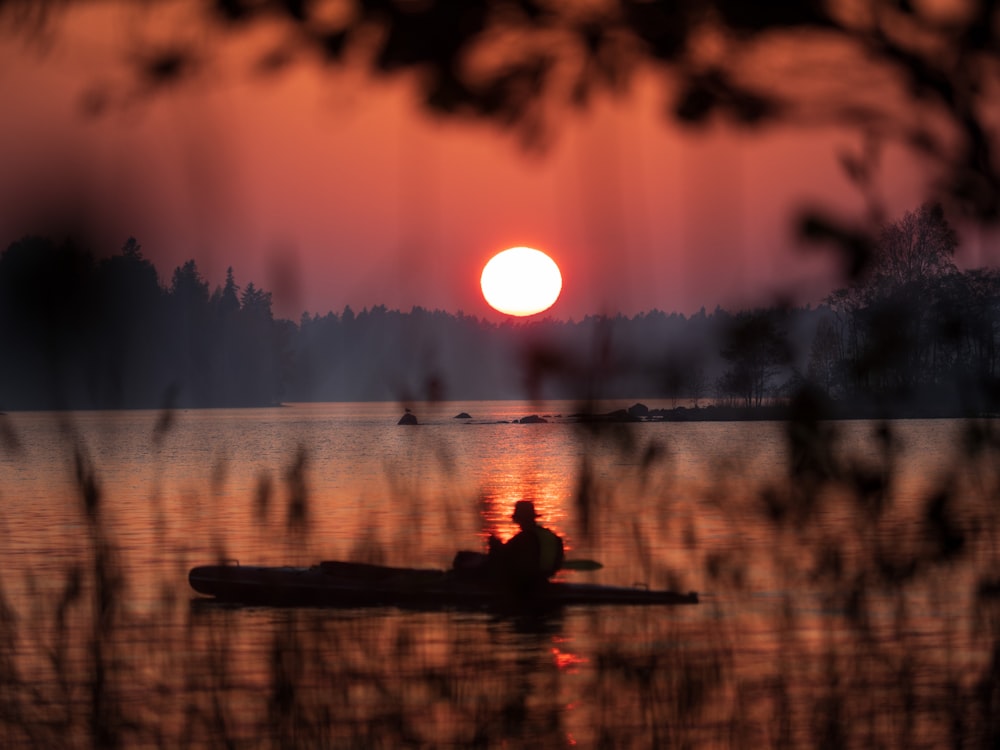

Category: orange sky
[0, 4, 974, 322]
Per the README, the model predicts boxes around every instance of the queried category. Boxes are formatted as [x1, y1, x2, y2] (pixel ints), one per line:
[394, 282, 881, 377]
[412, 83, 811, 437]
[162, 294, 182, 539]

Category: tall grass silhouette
[1, 384, 999, 747]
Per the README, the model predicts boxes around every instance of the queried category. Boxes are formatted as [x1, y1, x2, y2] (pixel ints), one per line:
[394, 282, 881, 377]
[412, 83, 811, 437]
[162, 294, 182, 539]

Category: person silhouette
[487, 500, 564, 592]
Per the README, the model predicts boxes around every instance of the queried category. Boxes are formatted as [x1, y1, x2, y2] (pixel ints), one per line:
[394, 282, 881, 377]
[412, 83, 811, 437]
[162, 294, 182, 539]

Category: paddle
[562, 559, 603, 572]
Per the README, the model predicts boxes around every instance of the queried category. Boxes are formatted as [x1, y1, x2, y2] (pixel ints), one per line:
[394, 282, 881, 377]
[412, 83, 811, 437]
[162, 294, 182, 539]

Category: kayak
[188, 559, 699, 609]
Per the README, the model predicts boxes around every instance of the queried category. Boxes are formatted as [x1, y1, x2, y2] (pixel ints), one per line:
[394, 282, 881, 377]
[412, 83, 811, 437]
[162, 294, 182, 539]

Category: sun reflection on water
[478, 459, 570, 543]
[551, 645, 587, 674]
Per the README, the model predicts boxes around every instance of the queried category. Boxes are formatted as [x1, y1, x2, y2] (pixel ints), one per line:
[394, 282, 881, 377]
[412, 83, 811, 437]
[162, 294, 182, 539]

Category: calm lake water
[1, 401, 998, 747]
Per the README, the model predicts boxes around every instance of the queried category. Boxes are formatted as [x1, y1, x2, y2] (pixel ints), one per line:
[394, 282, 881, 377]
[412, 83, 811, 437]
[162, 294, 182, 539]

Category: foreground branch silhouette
[6, 1, 999, 243]
[3, 4, 1000, 747]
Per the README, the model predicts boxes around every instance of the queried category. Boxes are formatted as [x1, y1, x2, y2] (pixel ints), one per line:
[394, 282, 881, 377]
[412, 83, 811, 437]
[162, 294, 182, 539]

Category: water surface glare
[1, 402, 997, 747]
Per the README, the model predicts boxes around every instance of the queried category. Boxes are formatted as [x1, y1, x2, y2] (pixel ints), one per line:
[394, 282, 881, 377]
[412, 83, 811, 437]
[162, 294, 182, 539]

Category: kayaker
[486, 500, 564, 592]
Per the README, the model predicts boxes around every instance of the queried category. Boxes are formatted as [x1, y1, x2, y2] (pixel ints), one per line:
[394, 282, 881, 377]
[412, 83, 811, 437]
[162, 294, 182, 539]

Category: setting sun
[480, 246, 562, 317]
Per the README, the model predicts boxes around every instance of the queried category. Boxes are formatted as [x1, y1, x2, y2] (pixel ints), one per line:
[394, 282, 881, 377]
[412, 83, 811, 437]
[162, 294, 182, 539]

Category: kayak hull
[188, 561, 699, 609]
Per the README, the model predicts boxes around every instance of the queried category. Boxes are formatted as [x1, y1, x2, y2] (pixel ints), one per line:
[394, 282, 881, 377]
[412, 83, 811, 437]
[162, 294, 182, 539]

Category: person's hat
[512, 500, 538, 523]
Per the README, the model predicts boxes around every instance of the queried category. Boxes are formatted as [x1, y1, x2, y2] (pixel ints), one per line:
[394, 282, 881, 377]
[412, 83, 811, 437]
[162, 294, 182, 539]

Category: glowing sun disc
[481, 247, 562, 317]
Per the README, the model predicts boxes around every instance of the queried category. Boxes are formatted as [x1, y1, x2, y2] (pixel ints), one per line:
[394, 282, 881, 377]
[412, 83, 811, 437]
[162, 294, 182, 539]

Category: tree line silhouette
[2, 204, 999, 414]
[0, 236, 290, 409]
